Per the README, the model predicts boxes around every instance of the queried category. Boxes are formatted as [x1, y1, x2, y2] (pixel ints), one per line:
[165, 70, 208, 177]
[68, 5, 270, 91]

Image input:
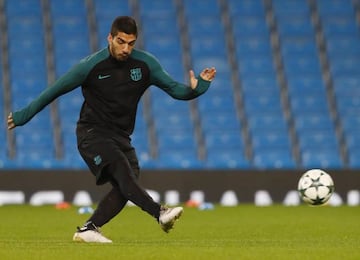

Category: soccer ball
[297, 169, 334, 206]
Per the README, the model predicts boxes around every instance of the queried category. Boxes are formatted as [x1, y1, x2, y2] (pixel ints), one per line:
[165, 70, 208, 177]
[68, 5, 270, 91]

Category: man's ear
[107, 33, 112, 44]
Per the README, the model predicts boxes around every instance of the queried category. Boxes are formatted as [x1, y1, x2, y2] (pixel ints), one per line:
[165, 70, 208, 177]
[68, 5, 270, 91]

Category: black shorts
[76, 125, 140, 185]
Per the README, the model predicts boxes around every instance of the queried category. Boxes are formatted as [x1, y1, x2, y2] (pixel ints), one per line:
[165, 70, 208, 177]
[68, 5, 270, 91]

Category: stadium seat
[247, 114, 288, 133]
[301, 150, 343, 169]
[253, 150, 296, 169]
[272, 0, 310, 16]
[205, 148, 251, 169]
[236, 36, 272, 59]
[94, 0, 132, 47]
[251, 132, 292, 152]
[297, 132, 340, 154]
[201, 112, 241, 133]
[244, 95, 283, 115]
[228, 0, 265, 16]
[5, 0, 42, 16]
[158, 133, 197, 151]
[348, 150, 360, 168]
[156, 148, 203, 169]
[287, 75, 326, 96]
[293, 115, 335, 132]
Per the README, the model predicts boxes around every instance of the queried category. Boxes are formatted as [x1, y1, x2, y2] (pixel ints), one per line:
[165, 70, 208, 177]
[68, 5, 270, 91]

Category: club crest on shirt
[130, 68, 142, 81]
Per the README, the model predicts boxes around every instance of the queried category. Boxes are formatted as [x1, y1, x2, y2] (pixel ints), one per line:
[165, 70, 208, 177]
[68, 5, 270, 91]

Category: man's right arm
[10, 62, 88, 127]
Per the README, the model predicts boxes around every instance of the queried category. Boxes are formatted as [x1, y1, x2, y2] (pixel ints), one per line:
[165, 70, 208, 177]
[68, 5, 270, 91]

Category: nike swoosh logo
[98, 74, 111, 80]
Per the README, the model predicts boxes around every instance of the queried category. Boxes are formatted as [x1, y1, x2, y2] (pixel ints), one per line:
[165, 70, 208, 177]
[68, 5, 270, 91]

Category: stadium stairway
[315, 0, 360, 168]
[227, 0, 297, 169]
[182, 0, 252, 168]
[0, 0, 9, 165]
[267, 0, 347, 169]
[2, 0, 58, 168]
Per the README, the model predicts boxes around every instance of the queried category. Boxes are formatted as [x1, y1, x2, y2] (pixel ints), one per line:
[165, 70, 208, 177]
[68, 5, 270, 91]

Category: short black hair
[110, 16, 138, 37]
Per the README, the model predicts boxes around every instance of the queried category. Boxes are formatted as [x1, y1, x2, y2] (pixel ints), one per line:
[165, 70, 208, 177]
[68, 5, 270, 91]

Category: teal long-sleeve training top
[12, 48, 211, 136]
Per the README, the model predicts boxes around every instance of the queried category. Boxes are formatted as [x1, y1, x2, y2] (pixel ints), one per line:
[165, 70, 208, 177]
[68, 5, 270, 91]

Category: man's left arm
[150, 58, 216, 100]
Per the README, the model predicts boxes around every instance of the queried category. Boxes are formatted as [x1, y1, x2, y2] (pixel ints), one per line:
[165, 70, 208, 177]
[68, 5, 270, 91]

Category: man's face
[108, 31, 137, 61]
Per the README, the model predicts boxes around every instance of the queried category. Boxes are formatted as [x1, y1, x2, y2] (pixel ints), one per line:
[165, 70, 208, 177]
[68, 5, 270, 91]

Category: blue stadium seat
[197, 94, 237, 114]
[287, 75, 326, 96]
[144, 35, 181, 55]
[241, 75, 280, 97]
[283, 55, 322, 77]
[205, 148, 250, 169]
[248, 114, 288, 133]
[341, 115, 360, 134]
[301, 150, 343, 169]
[205, 132, 244, 150]
[281, 36, 318, 58]
[62, 150, 87, 169]
[333, 76, 360, 97]
[50, 0, 91, 78]
[294, 115, 335, 132]
[253, 150, 296, 169]
[326, 36, 360, 57]
[289, 95, 330, 115]
[298, 132, 340, 152]
[239, 55, 276, 76]
[272, 0, 310, 16]
[244, 95, 283, 115]
[190, 36, 227, 58]
[153, 112, 193, 131]
[251, 132, 292, 153]
[156, 148, 203, 169]
[0, 118, 6, 162]
[232, 16, 269, 38]
[317, 0, 355, 17]
[337, 97, 360, 118]
[50, 0, 87, 16]
[276, 16, 314, 38]
[236, 36, 272, 58]
[183, 0, 220, 15]
[228, 0, 265, 16]
[348, 150, 360, 168]
[158, 133, 197, 151]
[344, 133, 360, 167]
[94, 0, 132, 47]
[201, 112, 241, 133]
[5, 0, 42, 16]
[187, 15, 224, 36]
[141, 16, 178, 36]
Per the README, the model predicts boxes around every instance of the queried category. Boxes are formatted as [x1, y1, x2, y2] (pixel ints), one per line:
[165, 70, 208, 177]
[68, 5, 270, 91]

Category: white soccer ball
[297, 169, 334, 206]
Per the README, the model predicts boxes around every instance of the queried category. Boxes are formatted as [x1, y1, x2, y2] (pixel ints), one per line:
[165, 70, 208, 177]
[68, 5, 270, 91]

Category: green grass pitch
[0, 204, 359, 260]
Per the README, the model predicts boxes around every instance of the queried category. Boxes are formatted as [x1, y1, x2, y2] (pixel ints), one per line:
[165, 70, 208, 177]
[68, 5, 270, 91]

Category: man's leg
[107, 159, 161, 219]
[84, 147, 142, 228]
[87, 185, 127, 227]
[73, 185, 127, 243]
[108, 158, 183, 233]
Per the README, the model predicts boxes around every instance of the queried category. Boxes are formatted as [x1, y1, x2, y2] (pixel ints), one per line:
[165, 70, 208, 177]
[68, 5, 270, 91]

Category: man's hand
[190, 67, 216, 89]
[7, 113, 15, 130]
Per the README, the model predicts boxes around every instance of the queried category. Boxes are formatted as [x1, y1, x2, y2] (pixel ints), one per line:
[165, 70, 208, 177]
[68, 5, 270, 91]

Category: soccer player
[7, 16, 216, 243]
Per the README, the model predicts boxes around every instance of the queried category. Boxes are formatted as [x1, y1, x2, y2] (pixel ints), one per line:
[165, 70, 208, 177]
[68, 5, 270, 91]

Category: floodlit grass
[0, 204, 359, 259]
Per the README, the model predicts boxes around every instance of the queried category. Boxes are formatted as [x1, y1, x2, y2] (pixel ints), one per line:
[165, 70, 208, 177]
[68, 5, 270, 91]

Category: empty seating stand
[1, 0, 359, 170]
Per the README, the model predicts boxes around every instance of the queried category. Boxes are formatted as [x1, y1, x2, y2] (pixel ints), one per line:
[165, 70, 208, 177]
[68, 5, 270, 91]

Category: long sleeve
[12, 62, 88, 126]
[151, 65, 211, 100]
[131, 49, 211, 100]
[11, 47, 111, 127]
